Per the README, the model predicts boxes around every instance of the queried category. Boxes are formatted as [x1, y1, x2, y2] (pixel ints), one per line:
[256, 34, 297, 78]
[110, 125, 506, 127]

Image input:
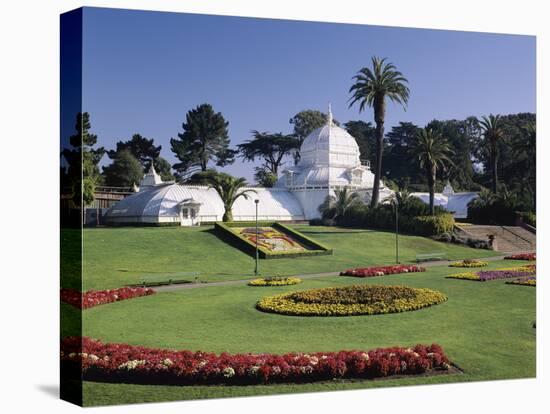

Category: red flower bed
[61, 337, 450, 385]
[504, 253, 536, 261]
[61, 287, 156, 309]
[340, 264, 426, 278]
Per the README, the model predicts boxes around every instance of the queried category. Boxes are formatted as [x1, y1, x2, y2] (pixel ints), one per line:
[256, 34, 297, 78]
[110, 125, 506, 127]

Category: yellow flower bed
[248, 277, 302, 286]
[446, 272, 480, 280]
[495, 265, 535, 272]
[256, 285, 447, 316]
[449, 260, 488, 268]
[506, 278, 536, 287]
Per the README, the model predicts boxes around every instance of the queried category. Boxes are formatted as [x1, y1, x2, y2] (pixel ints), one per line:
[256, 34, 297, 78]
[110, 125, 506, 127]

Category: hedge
[337, 204, 455, 236]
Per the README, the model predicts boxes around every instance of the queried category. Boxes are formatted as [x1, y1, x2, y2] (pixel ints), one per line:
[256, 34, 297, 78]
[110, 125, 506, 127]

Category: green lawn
[70, 225, 500, 290]
[63, 259, 535, 406]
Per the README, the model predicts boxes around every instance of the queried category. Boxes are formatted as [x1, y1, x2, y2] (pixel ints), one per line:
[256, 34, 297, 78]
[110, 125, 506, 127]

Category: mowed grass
[69, 259, 535, 406]
[72, 225, 499, 290]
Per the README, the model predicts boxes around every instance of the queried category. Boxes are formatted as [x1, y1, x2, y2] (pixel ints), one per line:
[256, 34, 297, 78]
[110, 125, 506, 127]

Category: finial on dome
[327, 103, 333, 126]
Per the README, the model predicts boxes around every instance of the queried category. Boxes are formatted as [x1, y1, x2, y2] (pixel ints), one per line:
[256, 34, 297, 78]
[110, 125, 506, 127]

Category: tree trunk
[370, 96, 386, 208]
[222, 208, 233, 222]
[428, 164, 436, 216]
[491, 141, 498, 193]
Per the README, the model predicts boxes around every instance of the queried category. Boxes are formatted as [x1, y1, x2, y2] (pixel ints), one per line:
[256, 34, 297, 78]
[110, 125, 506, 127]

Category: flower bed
[504, 253, 536, 261]
[506, 277, 536, 287]
[446, 265, 535, 282]
[256, 285, 447, 316]
[248, 277, 302, 286]
[340, 265, 425, 278]
[448, 259, 488, 268]
[60, 287, 156, 309]
[61, 337, 450, 385]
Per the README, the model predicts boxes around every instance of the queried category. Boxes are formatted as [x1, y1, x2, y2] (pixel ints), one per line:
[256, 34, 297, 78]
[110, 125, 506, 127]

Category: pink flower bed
[60, 287, 156, 309]
[504, 253, 536, 261]
[340, 264, 426, 278]
[61, 337, 450, 385]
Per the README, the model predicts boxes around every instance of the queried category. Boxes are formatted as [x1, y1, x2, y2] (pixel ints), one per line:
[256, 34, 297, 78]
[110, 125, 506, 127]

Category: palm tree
[410, 128, 454, 215]
[478, 114, 504, 193]
[512, 121, 536, 209]
[349, 56, 410, 208]
[191, 170, 256, 222]
[318, 187, 362, 221]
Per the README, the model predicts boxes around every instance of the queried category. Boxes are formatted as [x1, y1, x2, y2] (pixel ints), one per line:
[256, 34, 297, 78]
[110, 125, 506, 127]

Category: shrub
[332, 202, 454, 236]
[61, 337, 450, 385]
[256, 285, 447, 316]
[433, 232, 490, 249]
[248, 277, 302, 286]
[340, 264, 425, 278]
[518, 212, 536, 227]
[60, 287, 155, 309]
[409, 214, 455, 236]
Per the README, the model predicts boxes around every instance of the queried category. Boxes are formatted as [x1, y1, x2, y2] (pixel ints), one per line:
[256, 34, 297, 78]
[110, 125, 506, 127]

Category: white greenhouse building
[104, 106, 477, 226]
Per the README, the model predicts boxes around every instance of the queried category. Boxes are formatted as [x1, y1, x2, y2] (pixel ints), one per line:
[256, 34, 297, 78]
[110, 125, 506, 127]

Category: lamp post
[395, 195, 399, 264]
[254, 199, 260, 277]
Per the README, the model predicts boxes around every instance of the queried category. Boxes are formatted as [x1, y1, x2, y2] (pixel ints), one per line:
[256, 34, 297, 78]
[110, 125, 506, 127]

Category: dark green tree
[237, 130, 300, 175]
[170, 104, 236, 177]
[383, 122, 421, 187]
[61, 112, 105, 206]
[107, 134, 161, 168]
[349, 56, 410, 207]
[253, 168, 278, 187]
[103, 150, 143, 187]
[410, 128, 454, 215]
[344, 120, 377, 166]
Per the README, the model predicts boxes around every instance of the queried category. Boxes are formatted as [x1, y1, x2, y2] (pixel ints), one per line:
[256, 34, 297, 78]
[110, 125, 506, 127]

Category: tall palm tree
[318, 187, 362, 221]
[478, 114, 504, 193]
[192, 170, 256, 222]
[349, 56, 410, 208]
[512, 121, 536, 209]
[410, 128, 454, 215]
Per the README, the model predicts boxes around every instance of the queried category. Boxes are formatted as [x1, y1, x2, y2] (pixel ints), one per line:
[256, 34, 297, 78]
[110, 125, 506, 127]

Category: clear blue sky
[79, 7, 536, 181]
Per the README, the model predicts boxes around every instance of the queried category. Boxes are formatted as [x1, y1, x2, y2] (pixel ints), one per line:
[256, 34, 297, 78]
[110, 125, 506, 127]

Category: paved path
[153, 254, 511, 292]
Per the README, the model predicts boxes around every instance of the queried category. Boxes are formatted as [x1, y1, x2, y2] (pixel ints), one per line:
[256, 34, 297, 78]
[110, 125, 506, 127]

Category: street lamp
[254, 199, 260, 277]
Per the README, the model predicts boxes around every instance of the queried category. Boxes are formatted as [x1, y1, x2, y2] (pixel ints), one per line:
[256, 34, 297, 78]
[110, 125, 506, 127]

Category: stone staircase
[456, 224, 536, 253]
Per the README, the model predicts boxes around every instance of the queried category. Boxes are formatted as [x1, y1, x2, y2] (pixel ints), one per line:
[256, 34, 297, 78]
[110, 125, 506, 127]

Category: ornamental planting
[506, 277, 536, 287]
[340, 264, 425, 278]
[446, 265, 535, 282]
[256, 285, 447, 316]
[248, 277, 302, 286]
[61, 337, 451, 385]
[504, 253, 536, 261]
[61, 287, 156, 309]
[448, 259, 488, 268]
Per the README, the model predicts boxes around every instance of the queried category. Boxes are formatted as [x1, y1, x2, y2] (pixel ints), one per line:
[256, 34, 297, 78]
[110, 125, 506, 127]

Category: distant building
[104, 105, 474, 226]
[411, 182, 478, 219]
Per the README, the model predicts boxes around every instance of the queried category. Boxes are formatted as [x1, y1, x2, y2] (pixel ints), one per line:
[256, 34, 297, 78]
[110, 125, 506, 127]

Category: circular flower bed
[256, 285, 447, 316]
[248, 277, 302, 286]
[449, 259, 488, 268]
